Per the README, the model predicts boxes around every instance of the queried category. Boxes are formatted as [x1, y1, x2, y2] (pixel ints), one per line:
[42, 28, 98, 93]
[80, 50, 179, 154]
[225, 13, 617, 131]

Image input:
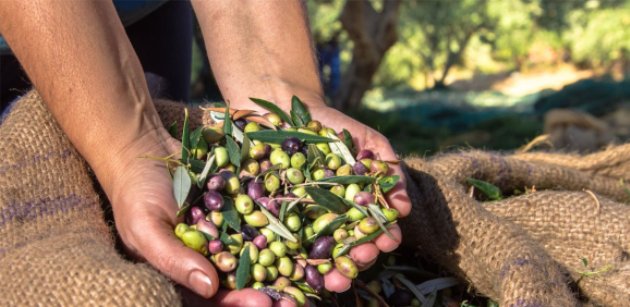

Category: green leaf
[189, 127, 204, 148]
[336, 228, 384, 256]
[225, 137, 241, 170]
[367, 204, 397, 241]
[221, 196, 241, 232]
[257, 205, 298, 242]
[240, 133, 252, 161]
[304, 187, 349, 214]
[306, 144, 325, 169]
[290, 95, 311, 127]
[466, 178, 503, 200]
[279, 201, 288, 223]
[176, 203, 191, 217]
[249, 97, 294, 126]
[378, 175, 400, 193]
[235, 246, 251, 289]
[219, 231, 237, 246]
[173, 166, 192, 209]
[167, 121, 178, 138]
[325, 130, 356, 165]
[197, 155, 216, 188]
[223, 104, 232, 136]
[247, 130, 333, 144]
[342, 129, 355, 155]
[181, 108, 191, 164]
[189, 158, 207, 174]
[394, 274, 428, 306]
[319, 175, 375, 185]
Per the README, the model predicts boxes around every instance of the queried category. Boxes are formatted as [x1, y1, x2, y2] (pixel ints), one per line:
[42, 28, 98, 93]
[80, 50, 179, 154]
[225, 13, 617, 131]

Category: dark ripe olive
[257, 197, 280, 217]
[281, 137, 302, 155]
[308, 236, 335, 259]
[207, 175, 226, 191]
[234, 119, 247, 130]
[204, 190, 224, 211]
[388, 289, 413, 307]
[353, 191, 374, 206]
[188, 206, 205, 225]
[241, 224, 260, 241]
[324, 169, 335, 178]
[247, 179, 265, 200]
[356, 149, 375, 161]
[304, 265, 324, 292]
[353, 161, 368, 175]
[208, 239, 223, 254]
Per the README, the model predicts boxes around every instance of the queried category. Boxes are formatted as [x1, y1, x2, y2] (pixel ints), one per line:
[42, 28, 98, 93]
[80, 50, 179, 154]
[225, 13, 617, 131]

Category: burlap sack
[0, 91, 180, 306]
[401, 150, 630, 306]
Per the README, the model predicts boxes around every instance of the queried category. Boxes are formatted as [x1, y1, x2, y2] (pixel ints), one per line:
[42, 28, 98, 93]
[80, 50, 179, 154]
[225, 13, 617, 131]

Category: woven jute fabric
[401, 149, 630, 306]
[0, 91, 180, 306]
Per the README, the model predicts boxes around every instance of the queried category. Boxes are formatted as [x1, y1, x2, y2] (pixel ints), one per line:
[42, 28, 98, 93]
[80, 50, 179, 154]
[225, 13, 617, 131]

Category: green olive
[249, 143, 267, 160]
[317, 262, 333, 275]
[290, 152, 307, 169]
[242, 159, 260, 176]
[269, 241, 287, 258]
[313, 213, 339, 233]
[284, 213, 302, 232]
[331, 243, 345, 258]
[336, 164, 353, 176]
[244, 210, 269, 227]
[208, 210, 224, 227]
[214, 146, 229, 167]
[333, 228, 349, 243]
[174, 223, 189, 239]
[325, 153, 342, 170]
[330, 185, 345, 198]
[260, 227, 277, 243]
[283, 287, 306, 306]
[289, 263, 305, 281]
[312, 169, 326, 181]
[316, 143, 331, 155]
[264, 172, 281, 193]
[319, 127, 336, 137]
[346, 207, 366, 222]
[277, 257, 294, 277]
[266, 265, 279, 281]
[258, 248, 276, 267]
[244, 122, 261, 133]
[273, 276, 291, 291]
[286, 168, 305, 184]
[225, 174, 240, 195]
[335, 256, 358, 279]
[212, 251, 237, 272]
[264, 113, 283, 127]
[304, 225, 315, 239]
[297, 128, 317, 135]
[181, 229, 208, 255]
[228, 233, 244, 255]
[344, 183, 361, 202]
[358, 217, 380, 234]
[382, 208, 399, 222]
[291, 186, 307, 198]
[285, 236, 301, 250]
[240, 242, 259, 263]
[270, 149, 290, 169]
[252, 281, 265, 290]
[234, 194, 254, 215]
[202, 124, 224, 143]
[306, 120, 322, 133]
[252, 263, 267, 282]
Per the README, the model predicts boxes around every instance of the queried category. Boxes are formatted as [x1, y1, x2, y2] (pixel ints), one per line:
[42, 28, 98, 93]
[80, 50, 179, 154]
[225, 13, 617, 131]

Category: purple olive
[353, 191, 374, 206]
[234, 119, 247, 130]
[353, 162, 368, 175]
[259, 159, 272, 173]
[257, 197, 280, 217]
[241, 225, 260, 241]
[253, 235, 268, 249]
[247, 179, 265, 200]
[309, 236, 335, 259]
[188, 206, 205, 225]
[356, 149, 375, 161]
[304, 265, 324, 292]
[204, 190, 224, 211]
[208, 240, 224, 254]
[196, 219, 219, 239]
[324, 169, 335, 178]
[207, 175, 226, 191]
[282, 137, 302, 155]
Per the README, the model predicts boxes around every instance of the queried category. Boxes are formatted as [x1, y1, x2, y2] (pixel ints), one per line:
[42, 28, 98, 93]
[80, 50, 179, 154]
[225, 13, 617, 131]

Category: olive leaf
[378, 175, 400, 193]
[307, 215, 348, 243]
[196, 154, 216, 188]
[279, 200, 289, 223]
[466, 178, 503, 200]
[231, 124, 246, 144]
[336, 228, 384, 256]
[326, 130, 356, 166]
[342, 129, 355, 155]
[240, 133, 252, 161]
[319, 175, 375, 185]
[304, 187, 349, 214]
[181, 108, 191, 164]
[167, 121, 178, 138]
[219, 231, 237, 246]
[173, 165, 192, 209]
[394, 274, 428, 306]
[367, 204, 397, 241]
[223, 104, 232, 136]
[290, 95, 311, 127]
[235, 247, 251, 289]
[225, 136, 241, 170]
[306, 144, 325, 169]
[257, 205, 298, 242]
[247, 130, 333, 144]
[221, 196, 241, 232]
[249, 97, 294, 127]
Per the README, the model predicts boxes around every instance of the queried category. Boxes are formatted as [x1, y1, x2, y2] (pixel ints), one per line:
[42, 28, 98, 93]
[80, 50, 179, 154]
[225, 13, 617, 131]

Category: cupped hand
[102, 127, 279, 306]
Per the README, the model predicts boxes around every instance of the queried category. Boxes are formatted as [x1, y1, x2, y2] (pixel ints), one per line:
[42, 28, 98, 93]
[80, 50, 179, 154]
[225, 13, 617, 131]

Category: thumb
[136, 220, 220, 298]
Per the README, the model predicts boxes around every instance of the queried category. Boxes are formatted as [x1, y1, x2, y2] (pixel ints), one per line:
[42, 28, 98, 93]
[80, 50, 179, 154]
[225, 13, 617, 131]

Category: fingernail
[189, 270, 213, 297]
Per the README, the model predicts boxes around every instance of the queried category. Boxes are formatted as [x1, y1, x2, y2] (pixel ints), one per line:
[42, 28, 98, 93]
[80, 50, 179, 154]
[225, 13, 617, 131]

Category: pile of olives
[172, 97, 400, 305]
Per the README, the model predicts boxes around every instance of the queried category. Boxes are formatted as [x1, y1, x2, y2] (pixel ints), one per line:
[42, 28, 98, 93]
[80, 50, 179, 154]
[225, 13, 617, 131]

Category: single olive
[353, 161, 369, 175]
[174, 223, 189, 239]
[336, 164, 353, 176]
[277, 257, 294, 277]
[258, 248, 276, 267]
[284, 213, 302, 232]
[356, 149, 375, 161]
[273, 276, 291, 291]
[334, 256, 358, 279]
[333, 228, 349, 243]
[325, 153, 342, 170]
[266, 265, 279, 281]
[264, 172, 281, 193]
[344, 183, 361, 202]
[371, 160, 389, 174]
[291, 186, 307, 198]
[317, 262, 333, 275]
[241, 159, 260, 176]
[312, 213, 339, 234]
[304, 265, 324, 292]
[260, 227, 277, 243]
[208, 210, 224, 227]
[319, 127, 336, 137]
[191, 146, 208, 160]
[246, 179, 265, 201]
[359, 217, 380, 234]
[286, 168, 305, 184]
[213, 251, 237, 272]
[181, 229, 208, 255]
[353, 191, 374, 206]
[269, 241, 287, 258]
[202, 124, 224, 143]
[195, 219, 219, 239]
[214, 146, 229, 167]
[259, 159, 272, 172]
[252, 263, 267, 282]
[353, 225, 367, 239]
[282, 137, 303, 155]
[309, 236, 335, 259]
[264, 112, 283, 127]
[297, 128, 317, 135]
[208, 240, 223, 255]
[283, 287, 306, 306]
[303, 225, 315, 238]
[241, 224, 260, 241]
[206, 175, 226, 191]
[306, 120, 322, 133]
[382, 208, 399, 222]
[221, 172, 240, 195]
[290, 152, 307, 169]
[244, 210, 269, 227]
[257, 196, 280, 217]
[330, 185, 345, 198]
[204, 190, 224, 211]
[234, 194, 254, 215]
[285, 236, 301, 250]
[249, 143, 267, 160]
[223, 272, 238, 290]
[253, 235, 268, 250]
[331, 243, 345, 258]
[289, 263, 305, 281]
[346, 207, 366, 222]
[244, 122, 261, 133]
[240, 242, 260, 263]
[316, 143, 331, 155]
[252, 281, 265, 290]
[227, 233, 244, 255]
[270, 149, 291, 169]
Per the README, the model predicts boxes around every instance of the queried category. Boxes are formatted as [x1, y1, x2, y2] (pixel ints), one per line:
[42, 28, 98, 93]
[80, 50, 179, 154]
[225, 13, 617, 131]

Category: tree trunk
[333, 0, 401, 111]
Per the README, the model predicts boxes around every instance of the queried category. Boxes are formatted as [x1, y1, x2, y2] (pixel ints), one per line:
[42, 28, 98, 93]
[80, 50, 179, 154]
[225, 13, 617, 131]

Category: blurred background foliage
[192, 0, 630, 157]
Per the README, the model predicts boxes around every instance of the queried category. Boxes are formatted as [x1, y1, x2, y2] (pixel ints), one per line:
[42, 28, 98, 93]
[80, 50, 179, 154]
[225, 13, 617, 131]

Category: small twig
[468, 185, 475, 198]
[584, 189, 601, 214]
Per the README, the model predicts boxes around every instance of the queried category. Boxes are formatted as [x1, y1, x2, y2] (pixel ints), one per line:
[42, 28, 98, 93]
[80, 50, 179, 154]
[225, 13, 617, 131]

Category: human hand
[101, 127, 285, 306]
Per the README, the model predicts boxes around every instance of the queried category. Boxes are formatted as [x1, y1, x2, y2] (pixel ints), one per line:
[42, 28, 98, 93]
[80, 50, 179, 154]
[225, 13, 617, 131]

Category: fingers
[349, 243, 379, 270]
[374, 224, 402, 253]
[212, 288, 274, 306]
[324, 269, 352, 292]
[136, 221, 220, 298]
[371, 137, 411, 217]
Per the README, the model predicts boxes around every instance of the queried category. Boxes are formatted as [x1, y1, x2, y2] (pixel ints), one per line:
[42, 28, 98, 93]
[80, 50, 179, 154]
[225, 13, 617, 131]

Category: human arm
[191, 0, 411, 292]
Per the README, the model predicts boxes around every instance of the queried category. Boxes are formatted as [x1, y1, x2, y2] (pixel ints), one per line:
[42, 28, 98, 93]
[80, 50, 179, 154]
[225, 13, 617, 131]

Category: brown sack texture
[0, 91, 180, 306]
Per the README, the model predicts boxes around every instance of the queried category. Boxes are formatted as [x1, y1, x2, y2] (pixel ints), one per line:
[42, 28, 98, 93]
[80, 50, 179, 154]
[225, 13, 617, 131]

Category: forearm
[0, 1, 162, 194]
[191, 0, 323, 109]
